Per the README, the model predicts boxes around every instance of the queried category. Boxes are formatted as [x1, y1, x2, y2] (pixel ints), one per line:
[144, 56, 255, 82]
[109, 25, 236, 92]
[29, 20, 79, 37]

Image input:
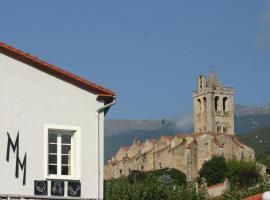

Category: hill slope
[238, 126, 270, 159]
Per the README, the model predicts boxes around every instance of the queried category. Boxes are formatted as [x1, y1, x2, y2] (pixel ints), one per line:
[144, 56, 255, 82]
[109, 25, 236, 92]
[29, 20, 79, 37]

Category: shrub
[104, 177, 206, 200]
[221, 179, 270, 200]
[150, 168, 187, 186]
[258, 154, 270, 167]
[127, 170, 147, 183]
[199, 156, 228, 186]
[226, 159, 260, 188]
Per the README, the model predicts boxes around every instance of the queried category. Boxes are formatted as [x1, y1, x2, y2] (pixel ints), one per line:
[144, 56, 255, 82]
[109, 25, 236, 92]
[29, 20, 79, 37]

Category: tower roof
[207, 70, 222, 89]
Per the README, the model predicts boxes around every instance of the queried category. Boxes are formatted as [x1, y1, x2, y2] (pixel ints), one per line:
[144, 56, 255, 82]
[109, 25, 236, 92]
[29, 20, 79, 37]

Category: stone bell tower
[192, 71, 234, 135]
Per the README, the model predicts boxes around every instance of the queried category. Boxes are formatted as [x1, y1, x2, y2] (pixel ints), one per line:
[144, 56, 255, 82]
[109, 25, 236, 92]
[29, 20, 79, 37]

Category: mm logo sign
[6, 132, 27, 185]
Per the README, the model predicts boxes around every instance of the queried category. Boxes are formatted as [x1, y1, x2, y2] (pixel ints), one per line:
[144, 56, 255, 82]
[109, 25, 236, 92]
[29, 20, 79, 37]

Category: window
[203, 97, 207, 111]
[217, 125, 221, 132]
[48, 131, 73, 176]
[44, 125, 81, 179]
[223, 97, 228, 111]
[215, 96, 219, 111]
[197, 99, 201, 111]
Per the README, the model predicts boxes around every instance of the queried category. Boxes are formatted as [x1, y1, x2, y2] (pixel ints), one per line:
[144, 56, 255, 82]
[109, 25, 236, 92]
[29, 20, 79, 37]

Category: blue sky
[1, 1, 270, 119]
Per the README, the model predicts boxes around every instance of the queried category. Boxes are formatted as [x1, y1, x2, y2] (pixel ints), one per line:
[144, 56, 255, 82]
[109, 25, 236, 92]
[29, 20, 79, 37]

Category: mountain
[105, 103, 270, 137]
[234, 103, 270, 116]
[238, 126, 270, 166]
[104, 103, 270, 160]
[235, 112, 270, 134]
[105, 119, 163, 136]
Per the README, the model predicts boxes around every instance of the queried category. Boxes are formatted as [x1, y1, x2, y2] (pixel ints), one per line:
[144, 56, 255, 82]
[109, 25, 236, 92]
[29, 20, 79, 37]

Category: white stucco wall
[0, 53, 105, 199]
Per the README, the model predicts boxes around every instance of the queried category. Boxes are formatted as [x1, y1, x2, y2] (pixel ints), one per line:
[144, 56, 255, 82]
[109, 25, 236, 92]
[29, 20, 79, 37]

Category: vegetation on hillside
[235, 113, 270, 134]
[238, 126, 270, 167]
[199, 156, 260, 188]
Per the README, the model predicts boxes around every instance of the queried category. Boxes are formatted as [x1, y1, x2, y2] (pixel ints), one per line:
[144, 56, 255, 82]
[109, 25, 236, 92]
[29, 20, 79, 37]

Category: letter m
[6, 132, 27, 185]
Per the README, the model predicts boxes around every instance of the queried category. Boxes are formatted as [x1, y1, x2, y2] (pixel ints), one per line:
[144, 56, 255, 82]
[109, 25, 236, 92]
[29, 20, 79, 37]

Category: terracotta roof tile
[146, 139, 158, 144]
[0, 41, 115, 103]
[160, 136, 174, 141]
[232, 137, 245, 148]
[120, 146, 129, 152]
[242, 193, 263, 200]
[207, 182, 224, 189]
[212, 139, 223, 148]
[176, 134, 193, 138]
[187, 140, 196, 149]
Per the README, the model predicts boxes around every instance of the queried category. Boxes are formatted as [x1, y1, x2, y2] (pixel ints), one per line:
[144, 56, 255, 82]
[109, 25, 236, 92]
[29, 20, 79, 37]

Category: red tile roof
[120, 146, 129, 152]
[242, 193, 263, 200]
[187, 140, 196, 149]
[160, 136, 174, 141]
[146, 139, 158, 144]
[232, 137, 245, 148]
[207, 182, 224, 189]
[212, 139, 223, 148]
[176, 134, 193, 138]
[0, 41, 115, 103]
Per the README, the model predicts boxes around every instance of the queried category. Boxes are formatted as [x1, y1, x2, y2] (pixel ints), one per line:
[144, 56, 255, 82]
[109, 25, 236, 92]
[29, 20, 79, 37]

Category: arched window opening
[215, 96, 219, 111]
[223, 97, 228, 111]
[200, 76, 203, 89]
[141, 166, 144, 170]
[197, 99, 201, 111]
[217, 125, 221, 132]
[223, 126, 227, 133]
[203, 97, 207, 111]
[120, 169, 122, 175]
[159, 163, 162, 169]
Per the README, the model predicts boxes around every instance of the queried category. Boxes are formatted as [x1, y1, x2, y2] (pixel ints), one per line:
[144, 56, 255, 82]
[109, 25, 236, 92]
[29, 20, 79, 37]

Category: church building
[105, 71, 254, 181]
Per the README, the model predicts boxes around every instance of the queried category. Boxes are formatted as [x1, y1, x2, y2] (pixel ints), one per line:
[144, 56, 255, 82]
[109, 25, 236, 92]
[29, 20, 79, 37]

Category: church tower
[192, 71, 234, 135]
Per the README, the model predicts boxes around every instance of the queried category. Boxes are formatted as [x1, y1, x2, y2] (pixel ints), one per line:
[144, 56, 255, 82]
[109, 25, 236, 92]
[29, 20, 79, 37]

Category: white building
[0, 41, 116, 200]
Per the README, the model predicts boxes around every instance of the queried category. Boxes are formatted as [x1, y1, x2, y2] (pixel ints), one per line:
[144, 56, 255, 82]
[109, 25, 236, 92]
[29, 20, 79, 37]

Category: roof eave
[0, 41, 115, 99]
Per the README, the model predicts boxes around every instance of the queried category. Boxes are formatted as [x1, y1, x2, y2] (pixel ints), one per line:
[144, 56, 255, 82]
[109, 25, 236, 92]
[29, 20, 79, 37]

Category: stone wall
[104, 132, 255, 180]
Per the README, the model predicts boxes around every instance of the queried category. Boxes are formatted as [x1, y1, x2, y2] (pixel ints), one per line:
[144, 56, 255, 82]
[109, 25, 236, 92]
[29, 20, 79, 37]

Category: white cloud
[171, 113, 194, 132]
[255, 0, 270, 50]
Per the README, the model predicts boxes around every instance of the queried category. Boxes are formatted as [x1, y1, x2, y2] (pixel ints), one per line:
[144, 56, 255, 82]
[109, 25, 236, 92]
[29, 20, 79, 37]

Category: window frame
[44, 124, 81, 180]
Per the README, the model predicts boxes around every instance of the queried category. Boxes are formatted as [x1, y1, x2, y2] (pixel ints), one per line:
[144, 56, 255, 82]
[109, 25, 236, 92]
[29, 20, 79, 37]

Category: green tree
[226, 159, 260, 188]
[258, 154, 270, 167]
[150, 168, 187, 186]
[199, 156, 228, 186]
[127, 170, 147, 183]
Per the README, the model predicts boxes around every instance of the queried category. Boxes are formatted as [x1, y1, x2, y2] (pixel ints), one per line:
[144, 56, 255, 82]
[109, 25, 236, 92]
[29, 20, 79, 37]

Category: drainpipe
[96, 96, 116, 200]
